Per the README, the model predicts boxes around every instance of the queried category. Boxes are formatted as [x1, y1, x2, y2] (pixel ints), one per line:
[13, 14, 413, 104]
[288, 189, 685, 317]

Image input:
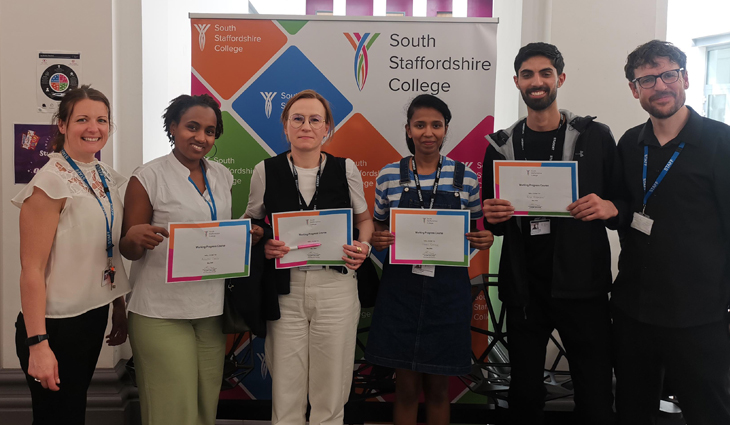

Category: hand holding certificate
[493, 160, 579, 217]
[271, 208, 353, 269]
[389, 208, 471, 267]
[166, 219, 251, 283]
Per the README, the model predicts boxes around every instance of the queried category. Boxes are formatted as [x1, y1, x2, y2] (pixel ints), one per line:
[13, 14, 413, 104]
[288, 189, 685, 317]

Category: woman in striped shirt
[365, 94, 493, 425]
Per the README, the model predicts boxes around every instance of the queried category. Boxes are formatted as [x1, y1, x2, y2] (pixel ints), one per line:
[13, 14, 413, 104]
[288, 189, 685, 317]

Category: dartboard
[40, 64, 79, 100]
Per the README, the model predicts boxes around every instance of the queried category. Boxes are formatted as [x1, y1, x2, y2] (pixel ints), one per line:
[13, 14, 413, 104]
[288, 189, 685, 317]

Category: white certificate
[272, 208, 353, 269]
[166, 219, 251, 283]
[493, 160, 578, 217]
[389, 208, 470, 267]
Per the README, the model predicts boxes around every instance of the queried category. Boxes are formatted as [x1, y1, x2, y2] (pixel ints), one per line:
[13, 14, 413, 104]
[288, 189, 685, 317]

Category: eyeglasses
[288, 114, 325, 129]
[632, 68, 684, 89]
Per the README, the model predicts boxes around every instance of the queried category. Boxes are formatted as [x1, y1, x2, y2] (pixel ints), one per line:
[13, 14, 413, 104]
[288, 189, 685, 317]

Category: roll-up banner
[192, 14, 498, 404]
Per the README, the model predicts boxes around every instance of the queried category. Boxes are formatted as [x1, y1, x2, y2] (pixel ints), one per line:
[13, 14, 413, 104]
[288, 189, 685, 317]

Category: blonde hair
[280, 89, 335, 143]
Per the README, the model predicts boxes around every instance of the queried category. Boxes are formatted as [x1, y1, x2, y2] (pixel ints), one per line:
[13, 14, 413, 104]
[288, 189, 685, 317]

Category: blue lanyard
[188, 160, 217, 220]
[642, 142, 684, 213]
[60, 150, 114, 260]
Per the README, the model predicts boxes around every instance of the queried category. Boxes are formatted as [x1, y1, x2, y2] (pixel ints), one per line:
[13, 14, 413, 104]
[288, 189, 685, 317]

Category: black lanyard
[519, 114, 564, 161]
[290, 154, 323, 211]
[642, 142, 684, 214]
[60, 150, 115, 272]
[411, 155, 443, 210]
[187, 160, 217, 220]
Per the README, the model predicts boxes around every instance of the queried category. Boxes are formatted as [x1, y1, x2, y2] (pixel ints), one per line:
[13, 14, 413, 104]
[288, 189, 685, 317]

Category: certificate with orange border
[166, 219, 251, 283]
[493, 160, 578, 217]
[389, 208, 470, 267]
[272, 208, 353, 269]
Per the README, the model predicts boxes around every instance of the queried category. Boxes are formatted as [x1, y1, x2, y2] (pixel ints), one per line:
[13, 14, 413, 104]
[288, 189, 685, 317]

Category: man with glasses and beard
[482, 42, 621, 424]
[612, 40, 730, 424]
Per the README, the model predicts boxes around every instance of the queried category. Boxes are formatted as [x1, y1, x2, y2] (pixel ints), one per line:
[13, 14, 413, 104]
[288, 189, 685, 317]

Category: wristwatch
[361, 241, 372, 256]
[26, 334, 49, 347]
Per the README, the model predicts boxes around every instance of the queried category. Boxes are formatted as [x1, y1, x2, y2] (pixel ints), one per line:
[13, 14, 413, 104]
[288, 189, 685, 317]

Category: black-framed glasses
[289, 114, 325, 129]
[632, 68, 684, 89]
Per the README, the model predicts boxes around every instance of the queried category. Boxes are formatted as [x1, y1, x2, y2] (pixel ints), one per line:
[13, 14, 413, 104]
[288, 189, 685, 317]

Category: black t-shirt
[515, 119, 567, 296]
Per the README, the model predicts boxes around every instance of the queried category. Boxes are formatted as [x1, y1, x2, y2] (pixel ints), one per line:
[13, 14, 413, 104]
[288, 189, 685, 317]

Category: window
[705, 45, 730, 124]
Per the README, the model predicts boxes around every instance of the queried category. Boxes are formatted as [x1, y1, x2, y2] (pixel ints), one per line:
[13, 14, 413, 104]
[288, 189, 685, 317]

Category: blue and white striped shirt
[374, 156, 483, 221]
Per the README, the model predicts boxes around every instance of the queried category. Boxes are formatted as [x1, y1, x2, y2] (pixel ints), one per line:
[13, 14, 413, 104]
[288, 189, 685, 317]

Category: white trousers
[265, 267, 361, 425]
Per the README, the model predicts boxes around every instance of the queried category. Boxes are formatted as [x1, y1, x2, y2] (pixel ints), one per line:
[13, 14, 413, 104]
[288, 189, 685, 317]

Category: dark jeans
[506, 295, 615, 425]
[613, 307, 730, 425]
[15, 304, 110, 425]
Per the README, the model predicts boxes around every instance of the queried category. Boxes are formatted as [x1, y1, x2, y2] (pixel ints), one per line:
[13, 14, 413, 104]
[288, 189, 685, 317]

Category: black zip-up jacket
[482, 110, 625, 307]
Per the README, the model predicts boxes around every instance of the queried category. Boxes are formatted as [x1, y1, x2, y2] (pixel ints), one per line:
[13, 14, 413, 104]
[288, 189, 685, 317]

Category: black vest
[262, 151, 352, 295]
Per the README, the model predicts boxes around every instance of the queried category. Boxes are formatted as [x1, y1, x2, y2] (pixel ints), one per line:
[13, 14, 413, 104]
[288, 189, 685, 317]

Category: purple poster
[14, 124, 56, 184]
[14, 123, 100, 184]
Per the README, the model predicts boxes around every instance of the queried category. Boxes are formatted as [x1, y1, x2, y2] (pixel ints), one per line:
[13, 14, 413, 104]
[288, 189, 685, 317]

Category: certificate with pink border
[166, 219, 251, 283]
[493, 160, 578, 217]
[272, 209, 353, 269]
[389, 208, 470, 267]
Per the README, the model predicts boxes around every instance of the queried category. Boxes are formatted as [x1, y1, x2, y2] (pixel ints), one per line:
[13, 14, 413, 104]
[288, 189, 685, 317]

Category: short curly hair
[163, 94, 223, 145]
[624, 40, 687, 82]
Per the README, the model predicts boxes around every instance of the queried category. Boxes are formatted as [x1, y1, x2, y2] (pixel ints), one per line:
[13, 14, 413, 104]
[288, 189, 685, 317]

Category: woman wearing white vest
[245, 89, 373, 425]
[120, 94, 232, 425]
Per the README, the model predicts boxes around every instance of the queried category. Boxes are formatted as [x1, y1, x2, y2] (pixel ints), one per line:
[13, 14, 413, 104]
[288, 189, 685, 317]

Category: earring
[206, 144, 218, 159]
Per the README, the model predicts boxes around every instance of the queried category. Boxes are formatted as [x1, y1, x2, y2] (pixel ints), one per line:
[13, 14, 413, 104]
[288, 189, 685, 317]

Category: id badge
[412, 265, 436, 277]
[299, 265, 323, 271]
[631, 212, 654, 236]
[530, 218, 551, 236]
[102, 269, 113, 287]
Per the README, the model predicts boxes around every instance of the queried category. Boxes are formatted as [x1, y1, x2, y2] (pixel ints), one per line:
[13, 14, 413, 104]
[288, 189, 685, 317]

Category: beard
[521, 86, 558, 111]
[641, 89, 686, 119]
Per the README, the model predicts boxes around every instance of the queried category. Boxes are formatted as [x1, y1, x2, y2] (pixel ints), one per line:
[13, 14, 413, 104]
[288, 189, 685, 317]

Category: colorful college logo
[194, 24, 211, 51]
[260, 92, 276, 118]
[344, 32, 380, 91]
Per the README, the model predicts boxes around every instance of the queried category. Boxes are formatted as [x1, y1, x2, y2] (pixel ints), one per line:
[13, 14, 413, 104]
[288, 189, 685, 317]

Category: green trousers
[128, 312, 226, 425]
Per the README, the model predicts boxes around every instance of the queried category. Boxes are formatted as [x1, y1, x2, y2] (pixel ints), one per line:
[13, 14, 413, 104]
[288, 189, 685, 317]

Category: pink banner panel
[306, 0, 334, 15]
[426, 0, 452, 17]
[386, 0, 413, 16]
[468, 0, 493, 17]
[346, 0, 374, 16]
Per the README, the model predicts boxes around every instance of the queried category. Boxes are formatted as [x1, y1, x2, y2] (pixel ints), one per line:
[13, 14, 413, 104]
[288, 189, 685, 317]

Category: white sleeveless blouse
[11, 153, 131, 318]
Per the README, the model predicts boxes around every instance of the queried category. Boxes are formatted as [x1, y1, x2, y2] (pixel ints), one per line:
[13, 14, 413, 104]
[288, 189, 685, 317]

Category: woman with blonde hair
[245, 89, 373, 425]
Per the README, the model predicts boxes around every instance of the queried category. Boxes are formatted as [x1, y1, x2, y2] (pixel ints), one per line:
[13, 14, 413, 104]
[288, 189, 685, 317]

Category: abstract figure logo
[194, 24, 211, 51]
[257, 353, 269, 378]
[344, 32, 380, 91]
[260, 91, 277, 118]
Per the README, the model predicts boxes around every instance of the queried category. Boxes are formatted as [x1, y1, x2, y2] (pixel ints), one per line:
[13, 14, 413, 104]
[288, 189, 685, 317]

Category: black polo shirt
[613, 106, 730, 328]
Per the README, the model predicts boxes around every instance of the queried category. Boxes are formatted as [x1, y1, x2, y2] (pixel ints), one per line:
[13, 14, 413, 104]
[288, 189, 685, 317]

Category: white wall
[667, 0, 730, 115]
[493, 0, 523, 131]
[0, 0, 116, 368]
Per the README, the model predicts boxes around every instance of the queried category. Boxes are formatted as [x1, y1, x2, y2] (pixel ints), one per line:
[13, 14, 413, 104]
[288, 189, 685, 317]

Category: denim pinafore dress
[364, 157, 472, 376]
